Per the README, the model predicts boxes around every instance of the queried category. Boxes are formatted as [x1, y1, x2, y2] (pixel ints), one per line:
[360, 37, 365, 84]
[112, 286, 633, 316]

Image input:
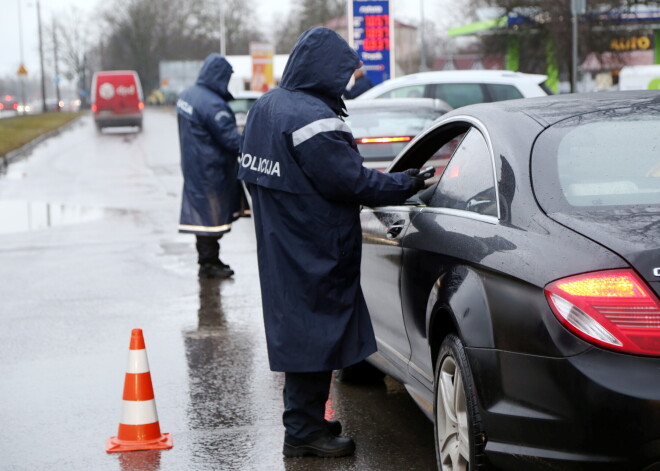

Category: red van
[91, 70, 144, 131]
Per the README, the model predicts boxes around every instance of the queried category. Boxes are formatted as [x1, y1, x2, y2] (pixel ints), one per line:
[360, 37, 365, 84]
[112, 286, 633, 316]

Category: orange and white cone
[106, 328, 173, 453]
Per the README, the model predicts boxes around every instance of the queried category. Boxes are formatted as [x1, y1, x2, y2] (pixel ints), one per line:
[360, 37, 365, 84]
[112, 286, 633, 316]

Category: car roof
[370, 69, 547, 87]
[345, 97, 452, 113]
[232, 91, 264, 99]
[452, 90, 660, 127]
[93, 70, 139, 77]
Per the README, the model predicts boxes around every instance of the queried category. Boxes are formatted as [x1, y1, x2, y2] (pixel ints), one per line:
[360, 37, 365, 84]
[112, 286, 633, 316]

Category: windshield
[533, 111, 660, 212]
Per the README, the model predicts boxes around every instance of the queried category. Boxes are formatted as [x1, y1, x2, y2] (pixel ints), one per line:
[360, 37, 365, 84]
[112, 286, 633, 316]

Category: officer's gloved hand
[403, 168, 426, 192]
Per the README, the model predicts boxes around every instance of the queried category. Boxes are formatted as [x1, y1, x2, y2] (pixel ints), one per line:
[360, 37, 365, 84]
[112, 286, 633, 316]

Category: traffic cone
[106, 328, 173, 453]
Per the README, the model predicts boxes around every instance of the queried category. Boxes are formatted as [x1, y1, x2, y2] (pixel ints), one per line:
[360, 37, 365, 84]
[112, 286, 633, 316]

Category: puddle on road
[0, 200, 128, 234]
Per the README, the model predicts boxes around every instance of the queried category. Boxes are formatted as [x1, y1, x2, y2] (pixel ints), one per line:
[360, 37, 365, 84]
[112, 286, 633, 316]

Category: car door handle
[386, 222, 405, 239]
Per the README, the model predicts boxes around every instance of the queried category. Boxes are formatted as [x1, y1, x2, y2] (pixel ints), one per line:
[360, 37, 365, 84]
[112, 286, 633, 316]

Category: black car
[344, 98, 452, 170]
[356, 91, 660, 470]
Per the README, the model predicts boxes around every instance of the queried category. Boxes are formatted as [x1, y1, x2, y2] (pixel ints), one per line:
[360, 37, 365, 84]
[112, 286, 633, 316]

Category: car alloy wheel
[434, 334, 487, 470]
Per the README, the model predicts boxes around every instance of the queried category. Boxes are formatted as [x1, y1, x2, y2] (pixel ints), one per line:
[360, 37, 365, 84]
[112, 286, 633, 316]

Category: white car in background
[356, 70, 551, 109]
[229, 91, 263, 134]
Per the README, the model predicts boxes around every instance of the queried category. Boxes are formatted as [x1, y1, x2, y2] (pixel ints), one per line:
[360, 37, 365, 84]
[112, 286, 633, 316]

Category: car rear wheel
[434, 334, 488, 470]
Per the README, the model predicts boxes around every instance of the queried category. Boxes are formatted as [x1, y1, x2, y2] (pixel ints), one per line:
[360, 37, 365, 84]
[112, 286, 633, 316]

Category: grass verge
[0, 112, 84, 157]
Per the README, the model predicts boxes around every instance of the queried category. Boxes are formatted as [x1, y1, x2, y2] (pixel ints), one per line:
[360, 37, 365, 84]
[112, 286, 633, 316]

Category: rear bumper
[94, 113, 142, 128]
[467, 347, 660, 470]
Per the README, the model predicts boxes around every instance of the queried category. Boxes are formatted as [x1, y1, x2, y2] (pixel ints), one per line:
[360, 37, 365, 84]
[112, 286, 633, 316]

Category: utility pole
[571, 0, 586, 93]
[37, 0, 47, 113]
[17, 0, 27, 114]
[52, 19, 62, 111]
[219, 0, 226, 56]
[419, 0, 429, 72]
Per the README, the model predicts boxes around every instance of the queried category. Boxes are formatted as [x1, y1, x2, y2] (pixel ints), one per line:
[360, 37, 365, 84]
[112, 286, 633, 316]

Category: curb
[1, 115, 85, 171]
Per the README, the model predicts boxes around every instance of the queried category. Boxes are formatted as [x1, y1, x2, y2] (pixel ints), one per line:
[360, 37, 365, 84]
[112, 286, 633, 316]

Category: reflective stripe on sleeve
[292, 118, 352, 147]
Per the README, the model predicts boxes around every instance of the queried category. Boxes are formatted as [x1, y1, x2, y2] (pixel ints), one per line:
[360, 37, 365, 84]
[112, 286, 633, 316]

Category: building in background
[158, 55, 289, 100]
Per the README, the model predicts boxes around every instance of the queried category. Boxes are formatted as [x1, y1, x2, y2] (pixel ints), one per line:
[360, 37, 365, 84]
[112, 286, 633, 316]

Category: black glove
[403, 168, 425, 192]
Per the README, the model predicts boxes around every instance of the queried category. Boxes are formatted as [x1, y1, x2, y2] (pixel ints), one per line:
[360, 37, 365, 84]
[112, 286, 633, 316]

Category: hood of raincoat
[280, 27, 360, 103]
[196, 53, 234, 101]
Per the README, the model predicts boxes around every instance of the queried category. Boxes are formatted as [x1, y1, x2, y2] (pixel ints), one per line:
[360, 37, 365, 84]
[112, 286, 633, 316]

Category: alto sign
[610, 35, 654, 51]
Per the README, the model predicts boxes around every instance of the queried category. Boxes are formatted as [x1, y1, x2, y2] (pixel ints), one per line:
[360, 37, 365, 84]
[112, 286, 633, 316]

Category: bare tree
[45, 7, 95, 106]
[275, 0, 346, 53]
[98, 0, 266, 92]
[466, 0, 660, 90]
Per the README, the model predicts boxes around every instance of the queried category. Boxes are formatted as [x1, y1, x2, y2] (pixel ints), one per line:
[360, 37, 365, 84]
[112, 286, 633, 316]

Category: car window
[378, 85, 426, 99]
[229, 98, 256, 114]
[431, 83, 486, 108]
[428, 128, 498, 217]
[534, 113, 660, 209]
[487, 84, 523, 101]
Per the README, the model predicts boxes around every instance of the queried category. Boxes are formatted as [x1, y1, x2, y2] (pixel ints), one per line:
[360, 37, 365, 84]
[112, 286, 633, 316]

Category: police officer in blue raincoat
[239, 27, 425, 458]
[343, 67, 373, 99]
[177, 53, 247, 279]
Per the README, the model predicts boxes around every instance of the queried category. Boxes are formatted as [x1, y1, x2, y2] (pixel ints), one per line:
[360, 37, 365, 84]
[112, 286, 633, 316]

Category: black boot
[283, 434, 355, 458]
[198, 262, 234, 279]
[218, 259, 232, 271]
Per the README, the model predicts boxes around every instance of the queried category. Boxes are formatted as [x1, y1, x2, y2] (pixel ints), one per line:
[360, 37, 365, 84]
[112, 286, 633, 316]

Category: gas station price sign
[348, 0, 395, 85]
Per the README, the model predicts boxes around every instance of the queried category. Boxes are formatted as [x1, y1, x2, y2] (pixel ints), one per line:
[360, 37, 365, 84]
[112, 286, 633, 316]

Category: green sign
[648, 78, 660, 89]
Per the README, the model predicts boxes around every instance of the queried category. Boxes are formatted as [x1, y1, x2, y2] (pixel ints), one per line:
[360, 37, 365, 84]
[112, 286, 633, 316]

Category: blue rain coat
[177, 54, 244, 236]
[238, 27, 418, 372]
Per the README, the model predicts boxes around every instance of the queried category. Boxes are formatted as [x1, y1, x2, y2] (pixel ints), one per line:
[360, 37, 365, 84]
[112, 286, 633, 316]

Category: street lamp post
[419, 0, 429, 72]
[571, 0, 586, 93]
[37, 0, 47, 113]
[219, 0, 226, 56]
[17, 0, 27, 114]
[52, 20, 62, 111]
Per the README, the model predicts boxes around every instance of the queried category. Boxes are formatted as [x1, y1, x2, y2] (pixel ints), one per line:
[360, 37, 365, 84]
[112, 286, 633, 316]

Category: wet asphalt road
[0, 109, 437, 471]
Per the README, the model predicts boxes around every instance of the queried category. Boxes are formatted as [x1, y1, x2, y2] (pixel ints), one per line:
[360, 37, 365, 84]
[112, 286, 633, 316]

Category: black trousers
[283, 371, 333, 445]
[195, 235, 222, 265]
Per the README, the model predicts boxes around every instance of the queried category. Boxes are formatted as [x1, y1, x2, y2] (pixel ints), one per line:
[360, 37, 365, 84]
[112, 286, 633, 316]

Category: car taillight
[91, 104, 98, 112]
[138, 101, 144, 110]
[12, 103, 18, 110]
[546, 269, 660, 355]
[356, 136, 412, 144]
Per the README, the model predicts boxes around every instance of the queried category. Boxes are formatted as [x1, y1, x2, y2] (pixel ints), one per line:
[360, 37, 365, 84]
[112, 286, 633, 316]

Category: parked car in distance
[353, 91, 660, 471]
[356, 70, 550, 109]
[91, 70, 144, 131]
[0, 95, 19, 112]
[344, 98, 451, 170]
[229, 91, 262, 134]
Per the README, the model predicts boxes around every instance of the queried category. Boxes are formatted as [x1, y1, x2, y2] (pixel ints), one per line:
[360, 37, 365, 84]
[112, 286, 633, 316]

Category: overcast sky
[0, 0, 440, 79]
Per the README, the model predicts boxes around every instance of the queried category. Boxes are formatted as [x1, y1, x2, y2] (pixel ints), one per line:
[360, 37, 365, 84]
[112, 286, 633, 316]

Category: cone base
[106, 432, 173, 453]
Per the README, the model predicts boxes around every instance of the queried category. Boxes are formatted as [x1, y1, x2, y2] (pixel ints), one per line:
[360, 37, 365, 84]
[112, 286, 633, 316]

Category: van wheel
[434, 334, 489, 470]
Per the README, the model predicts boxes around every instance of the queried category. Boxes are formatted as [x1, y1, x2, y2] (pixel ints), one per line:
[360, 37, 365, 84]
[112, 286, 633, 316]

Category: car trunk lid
[548, 208, 660, 297]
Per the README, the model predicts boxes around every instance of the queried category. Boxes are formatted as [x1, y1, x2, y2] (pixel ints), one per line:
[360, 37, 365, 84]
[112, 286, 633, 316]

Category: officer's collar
[302, 90, 348, 117]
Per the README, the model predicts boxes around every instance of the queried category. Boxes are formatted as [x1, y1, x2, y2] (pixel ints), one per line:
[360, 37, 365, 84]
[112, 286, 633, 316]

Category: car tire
[335, 360, 385, 384]
[434, 334, 488, 470]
